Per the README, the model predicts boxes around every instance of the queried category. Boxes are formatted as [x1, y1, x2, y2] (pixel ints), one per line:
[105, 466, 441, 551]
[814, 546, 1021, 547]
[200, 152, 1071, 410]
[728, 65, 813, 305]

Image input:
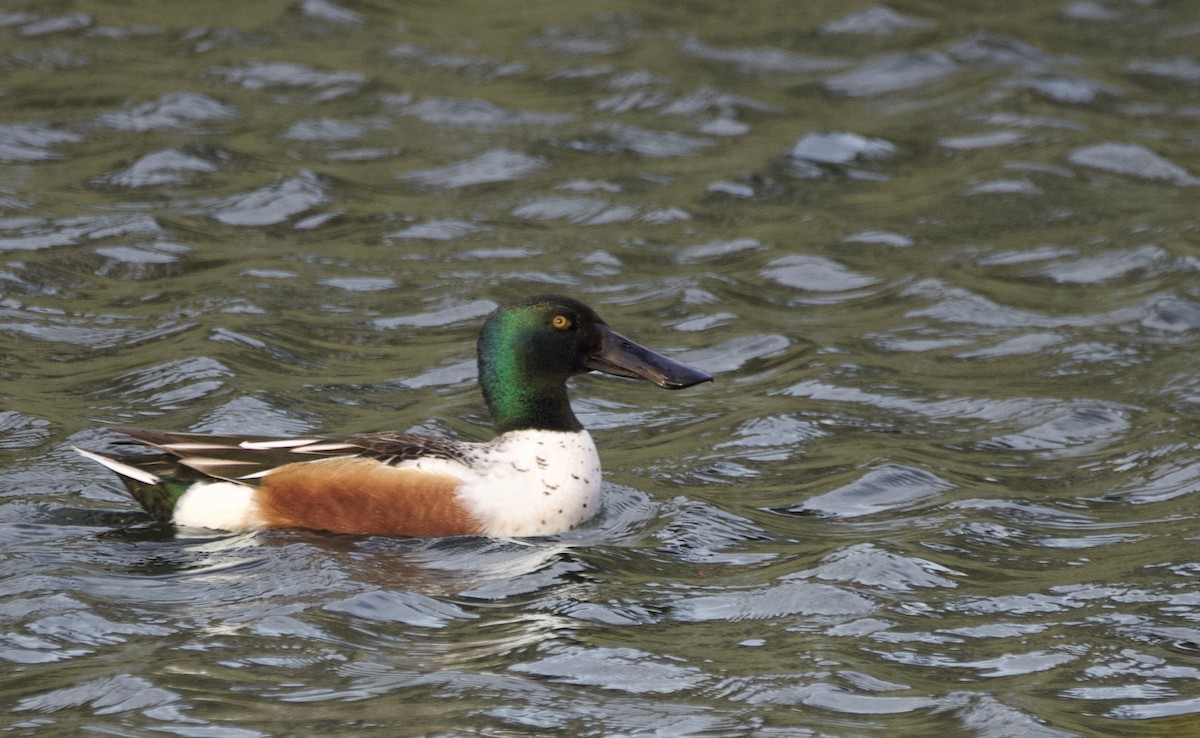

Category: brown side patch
[255, 457, 482, 537]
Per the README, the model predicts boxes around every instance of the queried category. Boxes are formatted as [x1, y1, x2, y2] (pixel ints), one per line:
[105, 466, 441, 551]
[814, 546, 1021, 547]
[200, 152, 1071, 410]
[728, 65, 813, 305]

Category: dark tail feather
[74, 447, 202, 521]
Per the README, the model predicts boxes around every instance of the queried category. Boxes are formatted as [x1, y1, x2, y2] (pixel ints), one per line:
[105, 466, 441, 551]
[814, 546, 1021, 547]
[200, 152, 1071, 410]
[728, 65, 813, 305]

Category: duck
[75, 294, 711, 537]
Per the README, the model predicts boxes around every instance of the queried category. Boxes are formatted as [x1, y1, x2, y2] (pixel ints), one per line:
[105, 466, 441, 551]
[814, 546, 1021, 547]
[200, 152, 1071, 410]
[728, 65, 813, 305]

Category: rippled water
[3, 1, 1200, 735]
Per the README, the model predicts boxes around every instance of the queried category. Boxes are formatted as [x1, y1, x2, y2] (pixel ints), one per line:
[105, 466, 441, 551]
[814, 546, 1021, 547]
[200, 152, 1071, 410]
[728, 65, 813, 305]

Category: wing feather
[113, 427, 476, 484]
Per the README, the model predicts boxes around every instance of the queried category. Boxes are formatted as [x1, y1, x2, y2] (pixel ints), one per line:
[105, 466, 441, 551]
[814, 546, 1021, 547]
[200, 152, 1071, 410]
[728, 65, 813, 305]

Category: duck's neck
[478, 341, 582, 435]
[484, 381, 581, 434]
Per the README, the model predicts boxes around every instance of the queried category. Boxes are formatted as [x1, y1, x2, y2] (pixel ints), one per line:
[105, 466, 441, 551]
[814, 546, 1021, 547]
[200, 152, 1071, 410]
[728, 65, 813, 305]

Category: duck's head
[477, 295, 711, 433]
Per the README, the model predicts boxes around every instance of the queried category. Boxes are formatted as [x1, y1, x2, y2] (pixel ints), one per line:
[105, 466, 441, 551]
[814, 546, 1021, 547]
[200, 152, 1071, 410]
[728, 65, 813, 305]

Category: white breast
[452, 429, 602, 537]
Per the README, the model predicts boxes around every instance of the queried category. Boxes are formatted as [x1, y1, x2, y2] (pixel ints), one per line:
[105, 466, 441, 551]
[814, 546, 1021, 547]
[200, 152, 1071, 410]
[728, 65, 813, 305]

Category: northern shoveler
[75, 295, 711, 537]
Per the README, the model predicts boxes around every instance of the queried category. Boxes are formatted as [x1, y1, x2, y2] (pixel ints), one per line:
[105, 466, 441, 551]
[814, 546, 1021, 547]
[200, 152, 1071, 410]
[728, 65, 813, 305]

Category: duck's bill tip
[588, 327, 712, 389]
[654, 364, 713, 390]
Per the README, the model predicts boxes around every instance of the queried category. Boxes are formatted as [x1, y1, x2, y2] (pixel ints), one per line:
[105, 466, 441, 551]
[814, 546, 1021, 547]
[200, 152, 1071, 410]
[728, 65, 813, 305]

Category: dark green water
[3, 1, 1200, 735]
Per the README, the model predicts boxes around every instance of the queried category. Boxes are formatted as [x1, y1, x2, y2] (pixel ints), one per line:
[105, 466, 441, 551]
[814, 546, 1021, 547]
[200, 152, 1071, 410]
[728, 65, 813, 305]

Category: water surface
[3, 1, 1200, 735]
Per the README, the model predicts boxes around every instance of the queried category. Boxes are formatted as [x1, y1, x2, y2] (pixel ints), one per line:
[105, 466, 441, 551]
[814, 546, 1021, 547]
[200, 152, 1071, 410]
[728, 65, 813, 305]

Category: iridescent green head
[477, 295, 711, 434]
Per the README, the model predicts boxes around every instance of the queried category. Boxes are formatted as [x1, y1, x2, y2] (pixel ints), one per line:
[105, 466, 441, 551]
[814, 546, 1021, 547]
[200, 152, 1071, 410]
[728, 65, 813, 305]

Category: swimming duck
[75, 295, 711, 537]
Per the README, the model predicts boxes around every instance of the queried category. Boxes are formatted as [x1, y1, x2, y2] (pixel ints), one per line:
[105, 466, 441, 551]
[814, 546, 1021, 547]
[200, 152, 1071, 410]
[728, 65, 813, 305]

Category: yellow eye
[551, 314, 572, 330]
